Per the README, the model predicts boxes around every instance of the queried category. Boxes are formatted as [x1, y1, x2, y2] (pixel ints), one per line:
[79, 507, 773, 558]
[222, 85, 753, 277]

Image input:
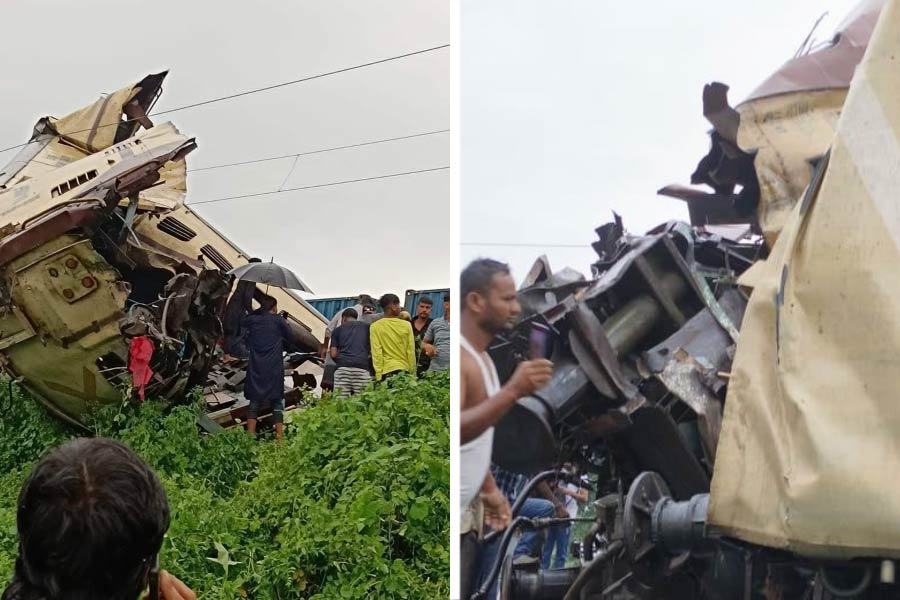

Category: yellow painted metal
[736, 89, 846, 246]
[710, 0, 900, 558]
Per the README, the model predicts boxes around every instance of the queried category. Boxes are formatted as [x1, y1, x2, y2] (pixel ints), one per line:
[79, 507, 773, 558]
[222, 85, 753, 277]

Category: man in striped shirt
[330, 308, 372, 396]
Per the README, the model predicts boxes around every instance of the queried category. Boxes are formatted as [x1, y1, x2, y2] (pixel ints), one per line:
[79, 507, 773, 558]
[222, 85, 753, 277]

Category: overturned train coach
[0, 72, 325, 429]
[482, 0, 900, 598]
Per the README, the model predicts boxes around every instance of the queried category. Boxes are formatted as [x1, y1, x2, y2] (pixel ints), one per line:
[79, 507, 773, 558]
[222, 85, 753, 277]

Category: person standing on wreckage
[460, 258, 553, 598]
[241, 296, 293, 443]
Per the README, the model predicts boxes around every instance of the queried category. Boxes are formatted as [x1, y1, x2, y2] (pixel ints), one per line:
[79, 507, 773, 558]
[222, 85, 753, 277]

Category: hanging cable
[0, 44, 450, 155]
[188, 165, 449, 207]
[277, 154, 301, 191]
[186, 129, 449, 173]
[461, 241, 590, 248]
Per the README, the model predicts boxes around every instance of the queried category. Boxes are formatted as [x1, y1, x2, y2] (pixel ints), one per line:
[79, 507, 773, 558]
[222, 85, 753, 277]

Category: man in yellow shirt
[370, 293, 417, 381]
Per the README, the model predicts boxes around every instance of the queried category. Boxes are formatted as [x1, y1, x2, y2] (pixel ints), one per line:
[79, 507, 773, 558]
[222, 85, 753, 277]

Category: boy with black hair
[2, 437, 195, 600]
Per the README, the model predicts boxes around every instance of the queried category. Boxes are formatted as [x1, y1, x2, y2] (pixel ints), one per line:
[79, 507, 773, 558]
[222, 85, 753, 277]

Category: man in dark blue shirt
[475, 464, 557, 597]
[330, 307, 371, 396]
[241, 296, 293, 442]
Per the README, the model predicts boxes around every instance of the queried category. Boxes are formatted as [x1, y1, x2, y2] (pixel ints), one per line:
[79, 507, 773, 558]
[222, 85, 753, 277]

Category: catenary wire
[152, 44, 449, 116]
[0, 44, 450, 155]
[461, 241, 590, 248]
[186, 129, 449, 173]
[188, 166, 449, 207]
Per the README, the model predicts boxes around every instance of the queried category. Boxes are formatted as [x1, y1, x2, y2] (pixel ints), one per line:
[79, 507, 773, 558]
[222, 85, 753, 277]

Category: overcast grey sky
[0, 0, 449, 300]
[461, 0, 860, 283]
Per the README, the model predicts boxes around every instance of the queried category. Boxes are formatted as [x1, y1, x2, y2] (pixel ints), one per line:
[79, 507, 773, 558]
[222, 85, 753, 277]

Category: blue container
[309, 288, 450, 322]
[307, 297, 361, 322]
[405, 288, 450, 319]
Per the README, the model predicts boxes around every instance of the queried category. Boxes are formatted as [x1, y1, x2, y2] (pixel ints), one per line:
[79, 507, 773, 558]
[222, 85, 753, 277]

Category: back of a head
[256, 295, 277, 314]
[342, 307, 358, 320]
[378, 293, 400, 311]
[461, 258, 510, 310]
[4, 438, 169, 600]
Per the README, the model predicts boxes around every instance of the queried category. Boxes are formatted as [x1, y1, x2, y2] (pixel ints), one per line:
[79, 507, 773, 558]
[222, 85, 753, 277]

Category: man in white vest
[459, 258, 552, 598]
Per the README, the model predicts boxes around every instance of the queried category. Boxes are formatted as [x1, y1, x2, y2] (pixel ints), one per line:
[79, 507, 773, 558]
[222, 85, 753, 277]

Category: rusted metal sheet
[744, 0, 883, 102]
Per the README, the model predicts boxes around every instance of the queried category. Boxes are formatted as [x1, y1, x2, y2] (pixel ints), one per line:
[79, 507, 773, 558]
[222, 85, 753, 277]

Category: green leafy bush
[0, 373, 449, 599]
[0, 385, 77, 473]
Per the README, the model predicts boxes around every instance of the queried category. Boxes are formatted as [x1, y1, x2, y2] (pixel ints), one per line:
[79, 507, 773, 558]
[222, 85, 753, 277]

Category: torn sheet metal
[0, 72, 167, 190]
[0, 122, 194, 231]
[657, 184, 748, 227]
[709, 0, 900, 558]
[132, 204, 326, 346]
[744, 0, 883, 102]
[734, 0, 881, 245]
[736, 89, 846, 246]
[642, 289, 746, 466]
[0, 73, 326, 428]
[669, 2, 885, 247]
[491, 221, 754, 490]
[50, 72, 165, 153]
[680, 84, 845, 247]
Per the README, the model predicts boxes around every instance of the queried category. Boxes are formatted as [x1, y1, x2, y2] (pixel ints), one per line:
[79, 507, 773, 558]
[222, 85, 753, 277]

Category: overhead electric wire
[461, 241, 590, 248]
[187, 165, 449, 207]
[186, 129, 449, 173]
[153, 44, 449, 116]
[0, 44, 450, 155]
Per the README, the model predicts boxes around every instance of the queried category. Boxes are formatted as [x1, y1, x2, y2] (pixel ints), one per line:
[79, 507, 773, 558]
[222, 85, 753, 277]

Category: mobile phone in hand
[528, 322, 551, 360]
[148, 554, 160, 600]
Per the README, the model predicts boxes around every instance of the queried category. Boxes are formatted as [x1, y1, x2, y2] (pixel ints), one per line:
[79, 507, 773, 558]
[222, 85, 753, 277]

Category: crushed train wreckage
[482, 0, 900, 598]
[0, 72, 326, 430]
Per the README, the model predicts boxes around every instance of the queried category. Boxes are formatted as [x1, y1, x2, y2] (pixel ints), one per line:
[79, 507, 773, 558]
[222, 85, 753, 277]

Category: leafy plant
[0, 383, 77, 474]
[0, 373, 450, 599]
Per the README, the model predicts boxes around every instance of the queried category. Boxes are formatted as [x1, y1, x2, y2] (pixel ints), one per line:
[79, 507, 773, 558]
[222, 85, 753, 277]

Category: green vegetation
[0, 373, 450, 599]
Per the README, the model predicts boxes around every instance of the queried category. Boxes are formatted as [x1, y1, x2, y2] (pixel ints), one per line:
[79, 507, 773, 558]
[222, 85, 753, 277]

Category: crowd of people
[0, 290, 452, 599]
[0, 287, 451, 600]
[219, 268, 451, 440]
[459, 258, 587, 599]
[320, 292, 451, 397]
[0, 257, 577, 600]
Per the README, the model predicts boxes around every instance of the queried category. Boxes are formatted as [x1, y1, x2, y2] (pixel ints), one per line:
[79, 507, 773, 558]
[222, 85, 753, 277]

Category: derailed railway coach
[478, 0, 900, 598]
[0, 72, 325, 430]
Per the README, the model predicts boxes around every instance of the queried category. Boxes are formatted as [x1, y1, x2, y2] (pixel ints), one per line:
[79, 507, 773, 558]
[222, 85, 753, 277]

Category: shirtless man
[460, 258, 553, 597]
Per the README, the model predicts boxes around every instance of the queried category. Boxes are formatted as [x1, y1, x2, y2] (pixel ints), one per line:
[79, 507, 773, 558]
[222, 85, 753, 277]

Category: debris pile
[0, 72, 325, 429]
[487, 1, 900, 598]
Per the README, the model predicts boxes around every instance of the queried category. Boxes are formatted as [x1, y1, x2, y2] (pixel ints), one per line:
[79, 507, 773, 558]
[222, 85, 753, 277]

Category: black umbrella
[227, 261, 313, 293]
